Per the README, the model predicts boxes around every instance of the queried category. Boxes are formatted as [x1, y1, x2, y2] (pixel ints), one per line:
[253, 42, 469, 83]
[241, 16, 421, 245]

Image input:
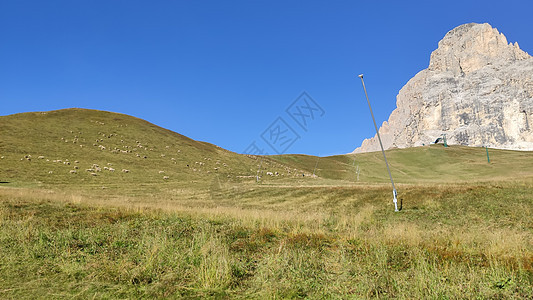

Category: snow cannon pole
[358, 74, 400, 212]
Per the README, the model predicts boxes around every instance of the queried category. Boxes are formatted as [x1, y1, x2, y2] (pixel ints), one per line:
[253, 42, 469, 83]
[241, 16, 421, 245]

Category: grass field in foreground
[1, 180, 532, 299]
[1, 108, 533, 298]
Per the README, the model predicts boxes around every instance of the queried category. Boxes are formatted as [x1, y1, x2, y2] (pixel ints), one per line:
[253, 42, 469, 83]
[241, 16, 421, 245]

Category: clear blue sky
[1, 1, 532, 156]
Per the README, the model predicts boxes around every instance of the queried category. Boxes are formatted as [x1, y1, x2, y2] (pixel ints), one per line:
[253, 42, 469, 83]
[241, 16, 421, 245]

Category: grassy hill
[0, 108, 311, 189]
[273, 145, 533, 184]
[2, 108, 532, 189]
[1, 108, 533, 298]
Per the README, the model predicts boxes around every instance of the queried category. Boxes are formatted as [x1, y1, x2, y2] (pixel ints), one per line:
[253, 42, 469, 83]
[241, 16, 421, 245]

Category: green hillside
[274, 145, 533, 184]
[0, 108, 308, 189]
[2, 108, 532, 191]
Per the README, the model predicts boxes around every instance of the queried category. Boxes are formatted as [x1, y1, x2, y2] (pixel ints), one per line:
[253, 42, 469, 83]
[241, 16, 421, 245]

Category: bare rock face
[354, 23, 533, 153]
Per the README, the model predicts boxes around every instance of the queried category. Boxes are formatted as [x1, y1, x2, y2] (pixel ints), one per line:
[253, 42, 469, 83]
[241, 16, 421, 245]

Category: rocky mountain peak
[428, 23, 530, 75]
[354, 23, 533, 153]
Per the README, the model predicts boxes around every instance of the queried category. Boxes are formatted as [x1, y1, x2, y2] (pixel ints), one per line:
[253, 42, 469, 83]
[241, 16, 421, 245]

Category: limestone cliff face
[354, 23, 533, 153]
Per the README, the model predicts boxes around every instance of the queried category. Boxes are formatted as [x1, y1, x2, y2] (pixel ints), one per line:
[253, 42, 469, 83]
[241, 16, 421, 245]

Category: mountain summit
[354, 23, 533, 153]
[428, 23, 529, 75]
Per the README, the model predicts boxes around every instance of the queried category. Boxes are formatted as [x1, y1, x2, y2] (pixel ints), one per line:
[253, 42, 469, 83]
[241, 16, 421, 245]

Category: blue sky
[1, 1, 532, 156]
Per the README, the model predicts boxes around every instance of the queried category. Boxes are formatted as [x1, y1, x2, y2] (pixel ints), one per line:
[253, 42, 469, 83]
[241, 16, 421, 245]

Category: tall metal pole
[256, 156, 263, 183]
[358, 74, 399, 212]
[352, 156, 357, 182]
[313, 158, 319, 177]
